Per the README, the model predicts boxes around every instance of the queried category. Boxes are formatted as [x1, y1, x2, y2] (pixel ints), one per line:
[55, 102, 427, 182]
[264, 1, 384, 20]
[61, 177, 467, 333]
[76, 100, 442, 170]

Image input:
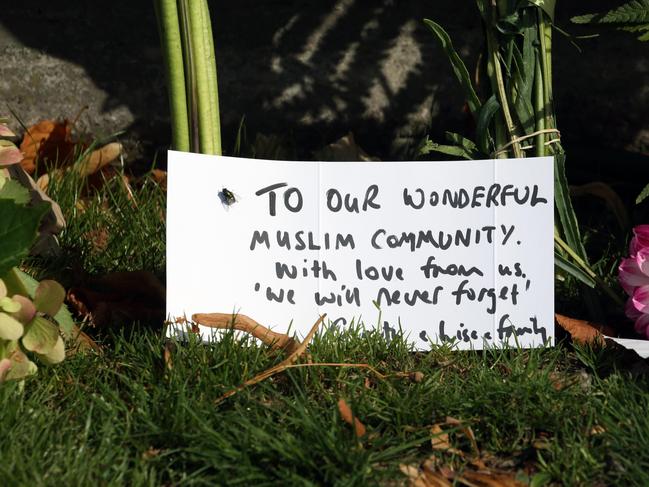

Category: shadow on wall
[0, 0, 647, 163]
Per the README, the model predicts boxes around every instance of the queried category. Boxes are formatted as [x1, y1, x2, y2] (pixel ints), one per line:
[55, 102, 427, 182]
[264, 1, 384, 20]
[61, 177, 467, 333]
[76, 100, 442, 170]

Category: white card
[166, 151, 554, 350]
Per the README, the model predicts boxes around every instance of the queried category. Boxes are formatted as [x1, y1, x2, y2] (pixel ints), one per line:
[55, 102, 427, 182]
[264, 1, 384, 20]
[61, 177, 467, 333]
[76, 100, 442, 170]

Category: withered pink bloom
[0, 123, 15, 137]
[620, 226, 649, 337]
[630, 225, 649, 256]
[0, 144, 23, 166]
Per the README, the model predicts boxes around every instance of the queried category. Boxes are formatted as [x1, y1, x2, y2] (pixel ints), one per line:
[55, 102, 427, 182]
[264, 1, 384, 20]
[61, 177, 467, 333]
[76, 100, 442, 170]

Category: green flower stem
[187, 0, 217, 155]
[202, 1, 222, 155]
[534, 57, 546, 157]
[154, 0, 190, 152]
[486, 5, 523, 158]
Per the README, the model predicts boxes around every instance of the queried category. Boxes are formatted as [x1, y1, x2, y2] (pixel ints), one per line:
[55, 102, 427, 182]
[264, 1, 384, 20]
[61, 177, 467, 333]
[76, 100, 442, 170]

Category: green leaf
[34, 280, 65, 316]
[526, 0, 556, 21]
[554, 154, 588, 259]
[0, 200, 49, 276]
[635, 27, 649, 40]
[22, 316, 59, 355]
[426, 143, 476, 160]
[637, 182, 649, 204]
[423, 19, 482, 117]
[0, 178, 30, 205]
[476, 95, 500, 155]
[554, 252, 596, 288]
[572, 0, 649, 25]
[445, 132, 482, 158]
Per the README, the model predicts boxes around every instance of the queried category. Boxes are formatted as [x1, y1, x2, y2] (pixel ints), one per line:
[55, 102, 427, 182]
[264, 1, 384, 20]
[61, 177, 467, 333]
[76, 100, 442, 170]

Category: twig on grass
[198, 313, 424, 404]
[192, 312, 300, 354]
[214, 314, 326, 404]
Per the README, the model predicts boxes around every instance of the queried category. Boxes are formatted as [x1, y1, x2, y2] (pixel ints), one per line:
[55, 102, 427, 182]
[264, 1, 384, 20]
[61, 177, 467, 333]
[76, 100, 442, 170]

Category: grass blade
[423, 19, 482, 117]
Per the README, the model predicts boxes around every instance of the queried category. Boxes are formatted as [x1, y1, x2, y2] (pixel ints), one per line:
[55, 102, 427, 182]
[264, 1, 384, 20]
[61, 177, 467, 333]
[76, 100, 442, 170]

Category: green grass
[3, 166, 649, 486]
[2, 329, 649, 485]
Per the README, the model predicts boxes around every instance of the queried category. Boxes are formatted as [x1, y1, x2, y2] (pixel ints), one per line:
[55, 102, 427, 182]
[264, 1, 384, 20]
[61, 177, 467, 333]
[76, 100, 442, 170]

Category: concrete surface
[0, 1, 647, 170]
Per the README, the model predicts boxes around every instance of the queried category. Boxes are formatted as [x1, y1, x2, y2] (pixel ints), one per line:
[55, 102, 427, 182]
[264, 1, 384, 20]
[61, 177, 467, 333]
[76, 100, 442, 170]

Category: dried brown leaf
[141, 447, 161, 460]
[337, 398, 366, 438]
[400, 463, 453, 487]
[19, 119, 76, 174]
[445, 417, 479, 457]
[430, 424, 455, 453]
[555, 313, 614, 344]
[163, 341, 176, 371]
[77, 142, 122, 176]
[66, 325, 102, 355]
[68, 271, 166, 329]
[410, 371, 425, 383]
[459, 469, 525, 487]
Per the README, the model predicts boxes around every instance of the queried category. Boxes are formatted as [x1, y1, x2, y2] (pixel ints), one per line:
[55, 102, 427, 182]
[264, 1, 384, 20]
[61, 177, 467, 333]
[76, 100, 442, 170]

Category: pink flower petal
[626, 298, 642, 320]
[632, 285, 649, 314]
[638, 314, 649, 337]
[630, 236, 640, 257]
[0, 145, 23, 166]
[0, 124, 15, 137]
[635, 313, 649, 336]
[619, 258, 649, 295]
[634, 225, 649, 248]
[637, 247, 649, 277]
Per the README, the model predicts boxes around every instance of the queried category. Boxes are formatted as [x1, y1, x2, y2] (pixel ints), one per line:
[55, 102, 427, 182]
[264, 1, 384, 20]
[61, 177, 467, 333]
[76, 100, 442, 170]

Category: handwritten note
[166, 152, 554, 350]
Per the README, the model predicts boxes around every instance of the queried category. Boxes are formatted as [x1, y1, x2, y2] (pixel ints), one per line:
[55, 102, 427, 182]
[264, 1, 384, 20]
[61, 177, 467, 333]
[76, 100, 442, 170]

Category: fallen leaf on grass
[430, 424, 460, 454]
[149, 169, 167, 189]
[20, 119, 76, 174]
[410, 371, 425, 382]
[77, 142, 122, 177]
[163, 341, 176, 371]
[141, 447, 161, 460]
[192, 312, 300, 354]
[555, 313, 615, 344]
[445, 417, 479, 458]
[338, 398, 366, 438]
[401, 459, 526, 487]
[399, 463, 452, 487]
[68, 271, 166, 329]
[66, 324, 102, 355]
[460, 469, 526, 487]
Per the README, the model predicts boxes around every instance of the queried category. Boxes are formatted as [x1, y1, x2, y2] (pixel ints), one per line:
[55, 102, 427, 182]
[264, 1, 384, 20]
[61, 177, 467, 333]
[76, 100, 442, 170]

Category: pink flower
[620, 226, 649, 338]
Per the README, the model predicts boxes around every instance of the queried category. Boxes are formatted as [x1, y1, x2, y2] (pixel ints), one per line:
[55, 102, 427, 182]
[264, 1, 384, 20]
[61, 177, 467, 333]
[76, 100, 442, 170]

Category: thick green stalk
[485, 3, 523, 158]
[537, 10, 556, 154]
[187, 0, 217, 155]
[154, 0, 190, 152]
[178, 0, 199, 152]
[533, 57, 545, 157]
[201, 0, 222, 155]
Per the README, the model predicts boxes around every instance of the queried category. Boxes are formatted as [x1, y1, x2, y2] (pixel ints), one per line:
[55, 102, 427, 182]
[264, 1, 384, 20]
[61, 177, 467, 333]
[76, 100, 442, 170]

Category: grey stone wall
[0, 1, 647, 167]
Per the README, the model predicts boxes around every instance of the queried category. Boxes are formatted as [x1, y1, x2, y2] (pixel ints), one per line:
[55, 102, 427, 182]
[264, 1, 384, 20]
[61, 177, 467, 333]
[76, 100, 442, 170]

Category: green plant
[572, 0, 649, 41]
[154, 0, 222, 155]
[421, 1, 622, 307]
[0, 121, 72, 382]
